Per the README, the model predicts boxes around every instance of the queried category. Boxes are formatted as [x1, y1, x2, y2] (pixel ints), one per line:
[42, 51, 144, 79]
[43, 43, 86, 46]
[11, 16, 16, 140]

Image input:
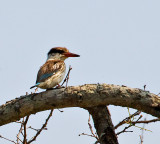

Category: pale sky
[0, 0, 160, 144]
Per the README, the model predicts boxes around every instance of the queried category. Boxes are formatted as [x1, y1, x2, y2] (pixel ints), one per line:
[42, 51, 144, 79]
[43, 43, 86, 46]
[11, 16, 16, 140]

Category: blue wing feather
[30, 73, 54, 89]
[39, 73, 54, 81]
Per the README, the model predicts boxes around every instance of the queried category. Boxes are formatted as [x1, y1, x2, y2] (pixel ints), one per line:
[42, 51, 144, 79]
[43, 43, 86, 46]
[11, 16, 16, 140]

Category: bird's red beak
[63, 52, 80, 57]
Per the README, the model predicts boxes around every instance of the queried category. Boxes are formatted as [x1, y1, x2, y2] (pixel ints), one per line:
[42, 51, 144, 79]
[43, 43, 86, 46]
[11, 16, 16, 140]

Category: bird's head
[47, 47, 80, 61]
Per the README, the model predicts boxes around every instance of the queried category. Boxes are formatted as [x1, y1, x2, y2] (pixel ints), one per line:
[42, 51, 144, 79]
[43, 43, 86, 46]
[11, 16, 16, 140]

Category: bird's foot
[34, 87, 38, 93]
[55, 84, 63, 89]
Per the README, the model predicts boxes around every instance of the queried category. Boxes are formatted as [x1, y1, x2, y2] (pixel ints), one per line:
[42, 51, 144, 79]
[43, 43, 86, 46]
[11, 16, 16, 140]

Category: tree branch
[87, 106, 118, 144]
[0, 84, 160, 126]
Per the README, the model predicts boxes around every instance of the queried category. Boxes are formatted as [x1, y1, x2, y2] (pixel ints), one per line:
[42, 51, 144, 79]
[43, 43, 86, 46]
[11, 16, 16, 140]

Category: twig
[139, 118, 146, 144]
[79, 114, 99, 142]
[116, 125, 133, 135]
[28, 126, 39, 132]
[88, 114, 99, 140]
[0, 135, 16, 144]
[132, 118, 160, 124]
[57, 109, 64, 112]
[140, 135, 143, 144]
[23, 116, 30, 144]
[16, 119, 24, 144]
[116, 114, 143, 135]
[61, 65, 72, 87]
[115, 111, 141, 129]
[27, 109, 54, 144]
[28, 126, 47, 132]
[79, 133, 96, 138]
[15, 121, 23, 124]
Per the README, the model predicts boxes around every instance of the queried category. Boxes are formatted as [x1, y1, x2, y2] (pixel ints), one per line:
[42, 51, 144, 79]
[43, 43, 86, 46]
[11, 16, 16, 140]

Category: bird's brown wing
[36, 60, 65, 84]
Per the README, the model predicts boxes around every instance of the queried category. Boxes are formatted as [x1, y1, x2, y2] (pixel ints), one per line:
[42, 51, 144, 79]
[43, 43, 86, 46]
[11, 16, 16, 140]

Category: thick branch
[87, 106, 118, 144]
[0, 84, 160, 126]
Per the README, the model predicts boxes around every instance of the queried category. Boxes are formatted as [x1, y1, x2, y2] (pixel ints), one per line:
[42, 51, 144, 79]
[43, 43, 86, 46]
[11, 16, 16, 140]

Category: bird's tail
[30, 85, 36, 89]
[30, 83, 40, 89]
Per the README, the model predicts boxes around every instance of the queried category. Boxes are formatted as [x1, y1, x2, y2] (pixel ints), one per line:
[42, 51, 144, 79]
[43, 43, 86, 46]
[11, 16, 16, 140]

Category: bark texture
[87, 106, 118, 144]
[0, 83, 160, 126]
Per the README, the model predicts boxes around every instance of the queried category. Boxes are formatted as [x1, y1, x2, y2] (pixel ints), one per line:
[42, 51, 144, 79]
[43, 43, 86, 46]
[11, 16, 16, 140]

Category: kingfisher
[30, 47, 80, 90]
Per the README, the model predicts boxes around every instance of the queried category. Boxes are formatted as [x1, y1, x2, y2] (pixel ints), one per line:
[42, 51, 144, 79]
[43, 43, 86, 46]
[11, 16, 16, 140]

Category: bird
[30, 47, 80, 90]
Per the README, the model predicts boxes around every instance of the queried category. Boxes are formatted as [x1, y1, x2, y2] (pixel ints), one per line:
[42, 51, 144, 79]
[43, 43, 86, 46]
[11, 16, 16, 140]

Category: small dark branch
[115, 111, 141, 129]
[0, 135, 16, 144]
[116, 124, 133, 136]
[27, 109, 54, 144]
[28, 126, 47, 131]
[23, 116, 30, 144]
[132, 118, 160, 124]
[57, 109, 64, 112]
[116, 114, 143, 136]
[61, 65, 72, 87]
[28, 126, 39, 132]
[136, 115, 143, 123]
[116, 111, 159, 136]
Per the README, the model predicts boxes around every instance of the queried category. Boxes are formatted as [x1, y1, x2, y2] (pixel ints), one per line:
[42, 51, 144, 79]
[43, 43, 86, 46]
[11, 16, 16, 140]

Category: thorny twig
[61, 65, 72, 88]
[27, 109, 54, 144]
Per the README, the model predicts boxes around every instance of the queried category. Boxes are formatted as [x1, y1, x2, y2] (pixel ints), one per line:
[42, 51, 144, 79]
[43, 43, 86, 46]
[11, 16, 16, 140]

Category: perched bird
[30, 47, 80, 90]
